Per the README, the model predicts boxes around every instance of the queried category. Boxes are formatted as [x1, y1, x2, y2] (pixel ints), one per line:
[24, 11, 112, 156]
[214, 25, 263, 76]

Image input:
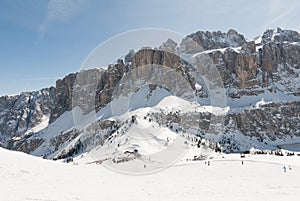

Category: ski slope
[1, 147, 300, 201]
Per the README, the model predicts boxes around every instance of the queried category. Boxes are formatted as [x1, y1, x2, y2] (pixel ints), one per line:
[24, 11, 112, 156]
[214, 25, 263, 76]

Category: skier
[283, 166, 286, 173]
[208, 161, 210, 166]
[242, 160, 244, 165]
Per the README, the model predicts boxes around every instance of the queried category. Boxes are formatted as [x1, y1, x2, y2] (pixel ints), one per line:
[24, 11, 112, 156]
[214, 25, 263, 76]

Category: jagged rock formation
[49, 73, 77, 123]
[198, 31, 300, 97]
[180, 29, 247, 53]
[232, 101, 300, 141]
[159, 38, 178, 52]
[259, 27, 300, 45]
[94, 59, 128, 111]
[132, 48, 182, 68]
[0, 88, 55, 148]
[50, 68, 103, 123]
[0, 27, 300, 156]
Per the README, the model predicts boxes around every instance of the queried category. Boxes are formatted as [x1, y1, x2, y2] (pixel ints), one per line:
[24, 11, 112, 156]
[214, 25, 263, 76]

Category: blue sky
[0, 0, 300, 95]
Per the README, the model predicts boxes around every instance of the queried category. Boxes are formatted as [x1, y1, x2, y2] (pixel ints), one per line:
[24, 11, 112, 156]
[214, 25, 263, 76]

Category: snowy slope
[43, 88, 228, 160]
[1, 147, 300, 201]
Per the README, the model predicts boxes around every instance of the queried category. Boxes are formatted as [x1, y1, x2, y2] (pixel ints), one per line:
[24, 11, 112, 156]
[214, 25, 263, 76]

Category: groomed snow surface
[1, 147, 300, 201]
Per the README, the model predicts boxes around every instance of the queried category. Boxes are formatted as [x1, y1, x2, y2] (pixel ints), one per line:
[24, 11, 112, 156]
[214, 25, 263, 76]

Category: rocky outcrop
[220, 101, 300, 152]
[195, 31, 300, 97]
[124, 49, 135, 64]
[209, 41, 259, 89]
[49, 73, 77, 123]
[181, 29, 247, 53]
[0, 88, 55, 148]
[261, 27, 300, 45]
[12, 137, 45, 154]
[132, 48, 182, 68]
[72, 68, 103, 114]
[95, 59, 128, 111]
[50, 68, 103, 123]
[159, 38, 178, 52]
[233, 101, 300, 141]
[53, 119, 118, 160]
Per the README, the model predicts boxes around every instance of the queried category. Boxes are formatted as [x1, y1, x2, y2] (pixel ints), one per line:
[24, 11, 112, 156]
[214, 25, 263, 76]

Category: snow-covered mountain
[1, 28, 300, 162]
[0, 88, 55, 149]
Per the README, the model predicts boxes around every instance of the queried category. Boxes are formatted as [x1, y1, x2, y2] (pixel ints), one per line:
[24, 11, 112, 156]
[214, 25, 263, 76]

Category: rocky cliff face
[50, 68, 104, 123]
[180, 29, 247, 53]
[95, 59, 129, 111]
[0, 88, 55, 148]
[231, 101, 300, 141]
[260, 27, 300, 45]
[49, 73, 77, 123]
[1, 28, 300, 156]
[192, 31, 300, 98]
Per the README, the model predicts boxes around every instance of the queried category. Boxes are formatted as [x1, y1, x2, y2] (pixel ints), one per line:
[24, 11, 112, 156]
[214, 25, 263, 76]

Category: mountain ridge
[0, 27, 300, 158]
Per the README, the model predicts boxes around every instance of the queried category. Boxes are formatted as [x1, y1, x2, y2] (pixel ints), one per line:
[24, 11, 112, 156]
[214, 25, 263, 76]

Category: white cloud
[46, 0, 83, 20]
[38, 0, 84, 38]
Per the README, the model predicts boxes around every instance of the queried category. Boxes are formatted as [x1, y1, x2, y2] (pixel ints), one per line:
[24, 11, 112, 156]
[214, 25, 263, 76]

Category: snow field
[1, 147, 300, 201]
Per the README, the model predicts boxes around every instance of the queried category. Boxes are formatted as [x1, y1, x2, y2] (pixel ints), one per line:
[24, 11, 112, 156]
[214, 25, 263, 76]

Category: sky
[0, 0, 300, 95]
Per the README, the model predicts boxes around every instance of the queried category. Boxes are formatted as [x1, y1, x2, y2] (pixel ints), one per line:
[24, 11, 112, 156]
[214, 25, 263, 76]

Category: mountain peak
[159, 38, 178, 52]
[260, 27, 300, 44]
[182, 29, 247, 52]
[1, 28, 300, 158]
